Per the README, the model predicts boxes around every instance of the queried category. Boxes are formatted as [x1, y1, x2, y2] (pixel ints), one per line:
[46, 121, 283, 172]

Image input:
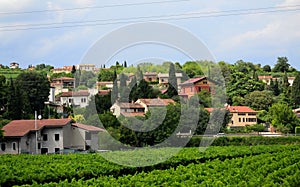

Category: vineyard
[0, 145, 299, 186]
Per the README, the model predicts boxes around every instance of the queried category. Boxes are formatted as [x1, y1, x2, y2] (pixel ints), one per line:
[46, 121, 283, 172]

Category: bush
[186, 136, 300, 147]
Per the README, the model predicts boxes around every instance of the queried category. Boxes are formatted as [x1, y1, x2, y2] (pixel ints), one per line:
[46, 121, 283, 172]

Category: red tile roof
[72, 123, 105, 132]
[2, 119, 72, 137]
[119, 103, 144, 109]
[205, 106, 257, 113]
[52, 77, 74, 81]
[61, 91, 90, 97]
[138, 98, 175, 106]
[180, 77, 207, 86]
[226, 106, 257, 113]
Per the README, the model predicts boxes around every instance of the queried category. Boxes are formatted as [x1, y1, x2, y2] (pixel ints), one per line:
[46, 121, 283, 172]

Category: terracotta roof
[72, 123, 105, 132]
[205, 106, 256, 113]
[61, 91, 90, 97]
[121, 112, 145, 117]
[258, 76, 273, 79]
[226, 106, 257, 113]
[2, 119, 72, 137]
[137, 98, 175, 106]
[119, 103, 144, 109]
[180, 77, 207, 86]
[52, 77, 74, 81]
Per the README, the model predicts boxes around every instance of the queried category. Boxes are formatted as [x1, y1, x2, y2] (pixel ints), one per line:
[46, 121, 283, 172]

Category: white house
[76, 64, 96, 72]
[60, 91, 90, 108]
[110, 98, 175, 117]
[157, 73, 182, 87]
[10, 62, 19, 69]
[0, 119, 105, 154]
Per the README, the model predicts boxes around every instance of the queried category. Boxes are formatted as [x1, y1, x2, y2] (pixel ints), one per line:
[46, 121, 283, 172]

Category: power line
[0, 0, 191, 15]
[1, 4, 300, 32]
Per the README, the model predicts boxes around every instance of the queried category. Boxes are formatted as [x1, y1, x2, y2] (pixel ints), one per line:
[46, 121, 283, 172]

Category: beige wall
[228, 112, 257, 127]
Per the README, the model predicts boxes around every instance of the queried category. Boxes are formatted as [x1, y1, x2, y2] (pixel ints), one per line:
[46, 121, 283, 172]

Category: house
[144, 72, 158, 82]
[157, 73, 182, 87]
[51, 77, 75, 95]
[110, 102, 145, 117]
[51, 66, 73, 74]
[96, 81, 113, 90]
[10, 62, 19, 69]
[206, 106, 258, 129]
[179, 77, 215, 99]
[110, 98, 175, 117]
[0, 119, 105, 154]
[76, 64, 96, 72]
[136, 98, 175, 113]
[59, 90, 90, 108]
[226, 106, 258, 128]
[258, 75, 295, 86]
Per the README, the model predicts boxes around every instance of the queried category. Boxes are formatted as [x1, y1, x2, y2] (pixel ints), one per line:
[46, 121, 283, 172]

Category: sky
[0, 0, 299, 70]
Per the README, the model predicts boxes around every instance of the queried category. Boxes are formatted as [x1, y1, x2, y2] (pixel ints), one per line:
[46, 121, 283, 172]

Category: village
[1, 58, 300, 155]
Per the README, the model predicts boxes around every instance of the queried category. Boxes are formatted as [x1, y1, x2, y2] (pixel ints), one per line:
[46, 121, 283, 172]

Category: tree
[111, 70, 118, 104]
[71, 65, 76, 74]
[243, 91, 274, 111]
[182, 61, 204, 78]
[0, 75, 7, 114]
[4, 78, 22, 120]
[273, 57, 290, 72]
[166, 63, 178, 98]
[262, 65, 271, 72]
[15, 72, 50, 118]
[124, 61, 127, 68]
[269, 103, 299, 133]
[98, 69, 114, 81]
[291, 73, 300, 108]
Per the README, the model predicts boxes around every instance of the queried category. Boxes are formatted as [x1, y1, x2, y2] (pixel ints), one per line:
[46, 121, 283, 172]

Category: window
[239, 118, 241, 122]
[43, 134, 48, 141]
[86, 132, 91, 140]
[38, 143, 41, 149]
[203, 81, 208, 84]
[55, 134, 60, 141]
[81, 98, 86, 103]
[12, 142, 16, 151]
[55, 148, 60, 153]
[68, 98, 73, 103]
[1, 143, 6, 151]
[243, 118, 245, 122]
[238, 113, 246, 116]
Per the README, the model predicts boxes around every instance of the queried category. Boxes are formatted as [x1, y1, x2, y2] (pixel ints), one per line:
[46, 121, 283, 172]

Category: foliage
[166, 63, 178, 98]
[98, 69, 115, 81]
[2, 145, 299, 186]
[243, 90, 274, 111]
[182, 61, 204, 78]
[269, 103, 299, 133]
[291, 73, 300, 108]
[273, 57, 290, 73]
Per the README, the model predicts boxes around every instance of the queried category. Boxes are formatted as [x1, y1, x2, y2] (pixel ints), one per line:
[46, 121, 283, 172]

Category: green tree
[269, 103, 299, 133]
[291, 73, 300, 108]
[166, 63, 178, 98]
[263, 65, 271, 72]
[0, 75, 7, 114]
[273, 57, 290, 72]
[243, 91, 274, 111]
[15, 72, 50, 118]
[182, 61, 204, 78]
[98, 69, 114, 81]
[4, 78, 22, 120]
[247, 124, 265, 135]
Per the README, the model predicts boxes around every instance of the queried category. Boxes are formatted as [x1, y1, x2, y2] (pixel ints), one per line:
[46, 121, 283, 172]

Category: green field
[1, 144, 299, 186]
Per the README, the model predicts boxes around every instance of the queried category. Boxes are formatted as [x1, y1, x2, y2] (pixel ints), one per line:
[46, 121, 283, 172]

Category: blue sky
[0, 0, 299, 70]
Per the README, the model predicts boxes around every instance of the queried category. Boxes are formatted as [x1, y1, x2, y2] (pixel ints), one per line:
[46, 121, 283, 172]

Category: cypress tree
[291, 73, 300, 108]
[166, 63, 178, 98]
